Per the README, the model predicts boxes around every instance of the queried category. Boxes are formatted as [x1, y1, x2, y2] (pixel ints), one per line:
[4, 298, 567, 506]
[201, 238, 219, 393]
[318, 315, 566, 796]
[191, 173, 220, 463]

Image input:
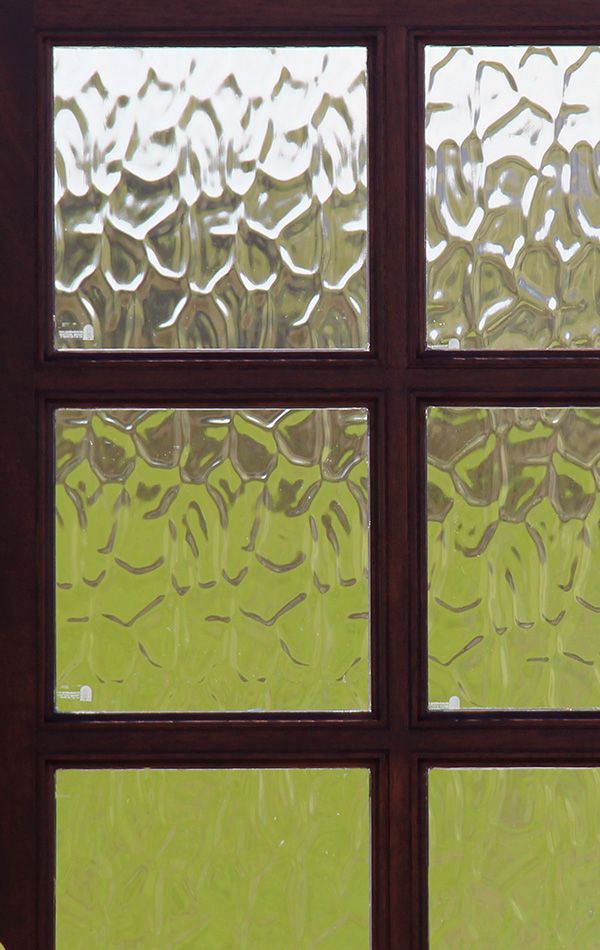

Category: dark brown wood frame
[2, 1, 600, 947]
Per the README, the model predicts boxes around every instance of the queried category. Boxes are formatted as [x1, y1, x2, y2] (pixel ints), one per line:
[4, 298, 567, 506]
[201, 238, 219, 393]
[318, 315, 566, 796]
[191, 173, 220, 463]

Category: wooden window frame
[2, 1, 600, 947]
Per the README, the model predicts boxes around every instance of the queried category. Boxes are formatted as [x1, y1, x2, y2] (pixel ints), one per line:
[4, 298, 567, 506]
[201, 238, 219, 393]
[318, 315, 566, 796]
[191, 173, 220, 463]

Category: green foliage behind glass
[56, 768, 371, 948]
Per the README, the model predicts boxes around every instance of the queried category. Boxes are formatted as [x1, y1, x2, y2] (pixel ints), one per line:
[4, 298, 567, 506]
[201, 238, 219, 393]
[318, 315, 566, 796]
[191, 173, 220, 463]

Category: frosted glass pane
[55, 408, 370, 712]
[56, 768, 371, 948]
[429, 768, 600, 947]
[427, 407, 600, 710]
[53, 46, 368, 350]
[426, 45, 600, 350]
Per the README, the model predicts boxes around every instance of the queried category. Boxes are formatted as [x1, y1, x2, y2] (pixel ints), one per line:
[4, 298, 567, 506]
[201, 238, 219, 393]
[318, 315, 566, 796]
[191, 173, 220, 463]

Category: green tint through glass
[429, 768, 600, 947]
[55, 408, 370, 712]
[56, 768, 371, 948]
[427, 406, 600, 710]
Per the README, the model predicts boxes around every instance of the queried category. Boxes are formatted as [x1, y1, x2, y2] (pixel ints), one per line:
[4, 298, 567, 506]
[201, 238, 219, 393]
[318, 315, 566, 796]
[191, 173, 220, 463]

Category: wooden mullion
[405, 365, 600, 396]
[33, 0, 600, 30]
[37, 721, 395, 757]
[32, 369, 389, 409]
[411, 725, 600, 753]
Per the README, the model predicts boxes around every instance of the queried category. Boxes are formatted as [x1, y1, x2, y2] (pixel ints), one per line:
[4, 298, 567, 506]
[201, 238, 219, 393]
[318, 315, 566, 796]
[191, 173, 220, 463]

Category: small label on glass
[56, 685, 93, 702]
[430, 696, 461, 711]
[57, 325, 94, 341]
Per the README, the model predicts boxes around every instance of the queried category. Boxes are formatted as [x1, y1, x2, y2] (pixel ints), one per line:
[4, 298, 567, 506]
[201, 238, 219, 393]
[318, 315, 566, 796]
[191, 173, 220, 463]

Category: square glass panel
[426, 45, 600, 349]
[53, 46, 368, 350]
[427, 406, 600, 710]
[56, 768, 371, 947]
[429, 768, 600, 946]
[55, 407, 370, 712]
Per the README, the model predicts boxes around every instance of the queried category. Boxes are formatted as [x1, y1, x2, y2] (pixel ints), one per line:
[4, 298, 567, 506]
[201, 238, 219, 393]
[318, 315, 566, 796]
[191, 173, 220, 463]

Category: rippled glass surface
[55, 408, 370, 712]
[429, 768, 600, 946]
[428, 407, 600, 710]
[53, 47, 368, 350]
[426, 46, 600, 349]
[56, 768, 371, 948]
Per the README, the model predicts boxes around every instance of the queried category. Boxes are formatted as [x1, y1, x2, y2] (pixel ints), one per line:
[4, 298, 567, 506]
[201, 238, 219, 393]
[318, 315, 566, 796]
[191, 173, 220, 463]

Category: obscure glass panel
[53, 46, 368, 350]
[427, 407, 600, 710]
[426, 45, 600, 350]
[429, 768, 600, 947]
[55, 408, 370, 712]
[56, 768, 371, 948]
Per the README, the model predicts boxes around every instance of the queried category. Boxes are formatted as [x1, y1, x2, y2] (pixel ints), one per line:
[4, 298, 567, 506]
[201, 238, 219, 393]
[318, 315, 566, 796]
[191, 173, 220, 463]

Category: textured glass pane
[426, 45, 600, 349]
[429, 768, 600, 947]
[53, 46, 368, 350]
[55, 408, 370, 712]
[427, 407, 600, 710]
[56, 768, 371, 948]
